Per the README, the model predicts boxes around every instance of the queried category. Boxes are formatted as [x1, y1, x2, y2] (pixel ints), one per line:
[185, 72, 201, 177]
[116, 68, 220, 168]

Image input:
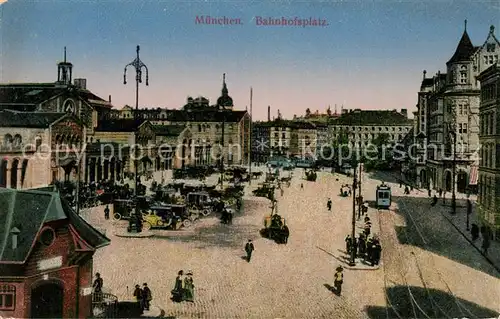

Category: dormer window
[10, 227, 20, 250]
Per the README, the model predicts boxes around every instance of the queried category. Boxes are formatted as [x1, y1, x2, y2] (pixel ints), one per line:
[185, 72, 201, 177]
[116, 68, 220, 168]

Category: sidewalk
[440, 208, 500, 274]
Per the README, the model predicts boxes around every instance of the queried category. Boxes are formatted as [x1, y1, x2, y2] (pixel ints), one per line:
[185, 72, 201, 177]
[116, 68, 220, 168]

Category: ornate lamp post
[447, 123, 457, 215]
[350, 156, 358, 266]
[124, 45, 149, 232]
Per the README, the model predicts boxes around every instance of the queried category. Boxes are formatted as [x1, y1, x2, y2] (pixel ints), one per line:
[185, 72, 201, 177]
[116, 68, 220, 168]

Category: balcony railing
[91, 292, 118, 318]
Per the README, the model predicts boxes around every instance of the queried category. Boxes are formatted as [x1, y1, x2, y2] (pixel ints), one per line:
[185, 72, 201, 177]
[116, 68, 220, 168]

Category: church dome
[217, 73, 234, 108]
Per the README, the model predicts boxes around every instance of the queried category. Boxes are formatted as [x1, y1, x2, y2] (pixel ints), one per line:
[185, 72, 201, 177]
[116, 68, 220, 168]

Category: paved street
[85, 168, 500, 318]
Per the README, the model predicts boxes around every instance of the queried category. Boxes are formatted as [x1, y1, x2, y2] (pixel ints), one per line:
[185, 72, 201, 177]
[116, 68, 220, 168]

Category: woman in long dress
[183, 271, 195, 302]
[171, 270, 184, 302]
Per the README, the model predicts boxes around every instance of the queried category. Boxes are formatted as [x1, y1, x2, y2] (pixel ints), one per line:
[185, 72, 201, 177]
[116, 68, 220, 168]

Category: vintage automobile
[186, 191, 213, 217]
[112, 199, 134, 220]
[142, 204, 194, 230]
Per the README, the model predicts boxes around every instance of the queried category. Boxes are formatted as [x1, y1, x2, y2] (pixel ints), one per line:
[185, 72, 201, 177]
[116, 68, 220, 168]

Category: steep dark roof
[166, 109, 247, 123]
[0, 110, 67, 128]
[0, 83, 112, 110]
[153, 125, 186, 136]
[331, 110, 412, 126]
[95, 118, 145, 132]
[0, 188, 110, 263]
[421, 78, 434, 88]
[447, 31, 476, 64]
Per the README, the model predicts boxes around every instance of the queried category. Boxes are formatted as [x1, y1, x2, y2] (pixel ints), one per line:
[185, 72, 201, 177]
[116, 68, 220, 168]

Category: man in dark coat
[93, 273, 103, 301]
[133, 284, 143, 313]
[141, 283, 152, 311]
[281, 225, 290, 244]
[327, 198, 332, 211]
[245, 239, 255, 262]
[372, 242, 382, 266]
[345, 235, 352, 254]
[104, 205, 110, 220]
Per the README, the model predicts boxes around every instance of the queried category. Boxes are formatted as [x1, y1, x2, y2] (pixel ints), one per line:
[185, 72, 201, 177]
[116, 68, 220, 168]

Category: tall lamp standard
[218, 104, 226, 190]
[350, 155, 358, 266]
[124, 45, 149, 232]
[448, 122, 457, 215]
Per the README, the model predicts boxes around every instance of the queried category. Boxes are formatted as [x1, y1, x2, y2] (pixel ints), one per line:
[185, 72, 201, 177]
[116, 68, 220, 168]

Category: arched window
[4, 134, 13, 146]
[13, 134, 22, 147]
[0, 284, 15, 310]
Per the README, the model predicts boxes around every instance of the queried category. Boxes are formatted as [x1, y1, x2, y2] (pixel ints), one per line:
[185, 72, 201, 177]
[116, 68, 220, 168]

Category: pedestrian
[358, 234, 366, 257]
[93, 273, 103, 302]
[428, 189, 431, 197]
[345, 235, 352, 254]
[282, 224, 290, 244]
[133, 284, 143, 313]
[280, 188, 284, 197]
[171, 270, 184, 302]
[334, 266, 344, 295]
[245, 239, 255, 262]
[482, 235, 490, 256]
[442, 191, 446, 204]
[431, 194, 437, 206]
[141, 283, 152, 310]
[471, 223, 479, 241]
[183, 271, 195, 302]
[327, 198, 332, 211]
[364, 222, 371, 237]
[372, 241, 382, 266]
[366, 237, 374, 263]
[352, 237, 358, 258]
[438, 188, 443, 197]
[104, 205, 110, 220]
[300, 183, 304, 189]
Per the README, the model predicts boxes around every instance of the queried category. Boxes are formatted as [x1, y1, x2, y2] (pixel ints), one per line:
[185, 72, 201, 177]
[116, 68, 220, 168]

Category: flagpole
[249, 87, 253, 185]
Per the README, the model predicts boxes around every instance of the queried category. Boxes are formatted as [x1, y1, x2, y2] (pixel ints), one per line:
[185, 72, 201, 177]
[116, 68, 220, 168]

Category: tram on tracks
[376, 183, 392, 209]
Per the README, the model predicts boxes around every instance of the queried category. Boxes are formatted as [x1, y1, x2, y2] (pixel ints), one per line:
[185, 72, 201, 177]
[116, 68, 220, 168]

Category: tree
[305, 108, 311, 118]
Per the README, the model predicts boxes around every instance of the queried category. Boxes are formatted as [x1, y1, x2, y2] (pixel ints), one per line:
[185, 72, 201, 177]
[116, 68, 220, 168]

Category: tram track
[397, 199, 479, 319]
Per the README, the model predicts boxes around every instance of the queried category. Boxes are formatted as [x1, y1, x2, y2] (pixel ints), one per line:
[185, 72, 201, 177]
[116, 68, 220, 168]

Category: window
[0, 285, 15, 310]
[282, 133, 286, 138]
[40, 228, 55, 246]
[462, 123, 467, 134]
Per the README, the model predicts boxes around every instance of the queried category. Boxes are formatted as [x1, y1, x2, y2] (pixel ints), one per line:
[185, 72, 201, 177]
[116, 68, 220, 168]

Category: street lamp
[218, 104, 226, 190]
[350, 155, 358, 266]
[124, 45, 149, 233]
[448, 123, 457, 215]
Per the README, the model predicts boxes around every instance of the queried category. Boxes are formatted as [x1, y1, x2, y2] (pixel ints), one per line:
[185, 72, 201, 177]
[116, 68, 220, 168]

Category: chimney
[73, 78, 87, 90]
[10, 227, 20, 250]
[268, 106, 271, 121]
[401, 109, 408, 118]
[109, 95, 112, 103]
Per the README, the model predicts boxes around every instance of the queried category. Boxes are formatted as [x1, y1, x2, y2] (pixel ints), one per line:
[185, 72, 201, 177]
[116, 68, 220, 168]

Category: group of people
[171, 270, 195, 303]
[133, 283, 153, 312]
[345, 221, 382, 267]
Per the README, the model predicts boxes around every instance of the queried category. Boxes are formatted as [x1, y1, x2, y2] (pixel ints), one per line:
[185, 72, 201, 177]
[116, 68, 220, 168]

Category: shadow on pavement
[365, 286, 499, 318]
[112, 301, 174, 318]
[392, 195, 499, 278]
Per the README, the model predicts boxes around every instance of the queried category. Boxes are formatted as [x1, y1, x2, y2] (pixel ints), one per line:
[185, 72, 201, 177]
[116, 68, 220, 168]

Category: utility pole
[451, 128, 457, 215]
[249, 87, 253, 185]
[357, 114, 363, 220]
[124, 45, 149, 233]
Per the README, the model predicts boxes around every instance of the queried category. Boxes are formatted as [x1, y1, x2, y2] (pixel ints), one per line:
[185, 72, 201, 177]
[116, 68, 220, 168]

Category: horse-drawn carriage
[305, 170, 317, 181]
[252, 183, 275, 199]
[261, 214, 289, 244]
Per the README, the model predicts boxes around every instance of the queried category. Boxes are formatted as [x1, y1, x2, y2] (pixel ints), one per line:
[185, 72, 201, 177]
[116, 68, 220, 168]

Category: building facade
[328, 109, 412, 155]
[419, 24, 499, 193]
[0, 111, 85, 189]
[477, 63, 500, 239]
[251, 122, 271, 164]
[0, 188, 110, 318]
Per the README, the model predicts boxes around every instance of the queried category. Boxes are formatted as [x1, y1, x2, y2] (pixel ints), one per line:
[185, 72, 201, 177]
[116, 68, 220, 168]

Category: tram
[376, 183, 392, 209]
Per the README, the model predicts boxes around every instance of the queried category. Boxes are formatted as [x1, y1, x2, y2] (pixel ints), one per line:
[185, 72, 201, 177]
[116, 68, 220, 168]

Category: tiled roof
[0, 110, 67, 128]
[0, 188, 109, 263]
[330, 110, 412, 126]
[153, 125, 186, 136]
[166, 109, 247, 123]
[95, 118, 145, 132]
[447, 31, 476, 64]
